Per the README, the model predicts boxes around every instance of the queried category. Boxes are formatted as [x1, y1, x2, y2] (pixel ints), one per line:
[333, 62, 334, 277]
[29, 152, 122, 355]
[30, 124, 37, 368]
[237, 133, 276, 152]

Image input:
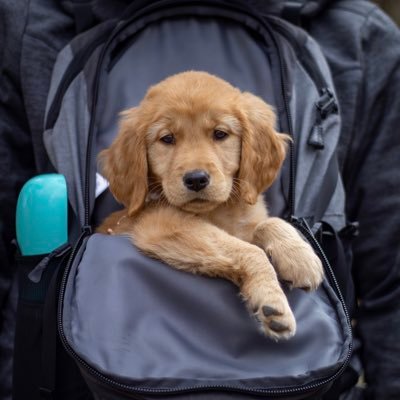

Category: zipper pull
[308, 114, 324, 149]
[81, 225, 93, 236]
[308, 88, 338, 150]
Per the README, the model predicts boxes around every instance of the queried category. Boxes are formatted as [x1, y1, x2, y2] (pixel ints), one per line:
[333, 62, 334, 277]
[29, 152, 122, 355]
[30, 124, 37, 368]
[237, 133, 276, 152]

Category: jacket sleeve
[0, 1, 36, 398]
[0, 0, 34, 306]
[344, 8, 400, 399]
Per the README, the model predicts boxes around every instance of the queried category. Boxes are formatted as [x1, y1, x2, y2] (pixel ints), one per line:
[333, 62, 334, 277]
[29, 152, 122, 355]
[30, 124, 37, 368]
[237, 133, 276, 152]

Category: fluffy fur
[98, 71, 323, 340]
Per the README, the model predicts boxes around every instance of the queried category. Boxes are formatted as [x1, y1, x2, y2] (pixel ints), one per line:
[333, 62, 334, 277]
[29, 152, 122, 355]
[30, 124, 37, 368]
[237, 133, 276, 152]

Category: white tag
[95, 172, 109, 198]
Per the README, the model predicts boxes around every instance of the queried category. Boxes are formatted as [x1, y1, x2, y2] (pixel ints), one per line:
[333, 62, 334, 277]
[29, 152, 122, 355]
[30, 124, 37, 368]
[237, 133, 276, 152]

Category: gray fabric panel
[43, 72, 90, 225]
[96, 17, 276, 151]
[63, 234, 349, 390]
[44, 44, 74, 120]
[83, 366, 323, 400]
[290, 36, 345, 226]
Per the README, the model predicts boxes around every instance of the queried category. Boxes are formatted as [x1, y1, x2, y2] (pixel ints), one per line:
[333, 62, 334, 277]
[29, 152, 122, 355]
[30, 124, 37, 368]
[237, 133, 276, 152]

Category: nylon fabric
[43, 72, 90, 227]
[96, 17, 276, 151]
[62, 234, 350, 393]
[44, 45, 75, 119]
[289, 37, 344, 227]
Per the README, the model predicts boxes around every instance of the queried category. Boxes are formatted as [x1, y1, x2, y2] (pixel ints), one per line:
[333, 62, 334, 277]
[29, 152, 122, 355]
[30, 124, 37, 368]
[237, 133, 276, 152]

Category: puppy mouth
[186, 197, 214, 209]
[180, 196, 219, 213]
[188, 198, 209, 203]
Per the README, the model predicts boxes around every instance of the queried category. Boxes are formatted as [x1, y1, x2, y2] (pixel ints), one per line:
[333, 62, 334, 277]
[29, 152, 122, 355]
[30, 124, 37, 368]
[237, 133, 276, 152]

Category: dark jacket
[0, 0, 399, 399]
[308, 3, 400, 399]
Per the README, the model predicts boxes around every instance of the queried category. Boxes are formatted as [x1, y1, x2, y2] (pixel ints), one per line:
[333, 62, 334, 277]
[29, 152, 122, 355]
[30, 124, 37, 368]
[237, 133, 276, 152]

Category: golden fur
[98, 71, 323, 340]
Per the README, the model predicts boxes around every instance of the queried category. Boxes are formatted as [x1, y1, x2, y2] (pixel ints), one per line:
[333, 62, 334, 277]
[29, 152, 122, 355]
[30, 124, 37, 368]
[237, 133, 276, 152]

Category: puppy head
[100, 71, 289, 215]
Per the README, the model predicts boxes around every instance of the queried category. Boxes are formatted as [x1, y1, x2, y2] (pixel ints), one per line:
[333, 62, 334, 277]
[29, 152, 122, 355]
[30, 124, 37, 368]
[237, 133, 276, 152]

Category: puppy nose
[183, 170, 210, 192]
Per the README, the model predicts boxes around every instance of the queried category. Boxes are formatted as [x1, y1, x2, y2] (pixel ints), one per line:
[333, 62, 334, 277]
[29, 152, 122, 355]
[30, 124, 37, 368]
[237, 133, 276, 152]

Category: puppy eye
[213, 130, 228, 141]
[160, 134, 175, 145]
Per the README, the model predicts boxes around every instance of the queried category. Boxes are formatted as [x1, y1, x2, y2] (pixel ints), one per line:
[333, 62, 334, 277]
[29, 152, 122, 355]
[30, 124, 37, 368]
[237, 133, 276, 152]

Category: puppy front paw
[253, 219, 324, 292]
[268, 240, 324, 291]
[242, 279, 296, 341]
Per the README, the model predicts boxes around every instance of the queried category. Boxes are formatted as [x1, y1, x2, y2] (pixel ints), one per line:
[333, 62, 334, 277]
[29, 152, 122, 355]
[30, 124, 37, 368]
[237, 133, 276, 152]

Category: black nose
[183, 170, 210, 192]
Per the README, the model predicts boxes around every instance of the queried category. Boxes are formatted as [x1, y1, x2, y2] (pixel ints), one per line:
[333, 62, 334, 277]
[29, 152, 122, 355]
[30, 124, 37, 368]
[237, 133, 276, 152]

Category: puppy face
[145, 77, 243, 213]
[100, 71, 289, 216]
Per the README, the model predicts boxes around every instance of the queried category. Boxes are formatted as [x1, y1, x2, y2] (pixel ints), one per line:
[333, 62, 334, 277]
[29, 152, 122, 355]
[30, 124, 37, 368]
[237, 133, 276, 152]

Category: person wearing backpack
[0, 1, 399, 399]
[280, 1, 400, 398]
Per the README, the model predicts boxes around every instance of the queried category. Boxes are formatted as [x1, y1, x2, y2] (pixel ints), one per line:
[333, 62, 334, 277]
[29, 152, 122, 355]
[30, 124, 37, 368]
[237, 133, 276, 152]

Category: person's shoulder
[329, 0, 399, 35]
[311, 0, 400, 63]
[330, 0, 377, 18]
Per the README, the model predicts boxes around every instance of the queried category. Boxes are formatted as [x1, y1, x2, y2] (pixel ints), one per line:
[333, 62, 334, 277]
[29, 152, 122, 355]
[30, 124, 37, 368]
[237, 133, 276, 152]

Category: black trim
[40, 269, 59, 399]
[40, 248, 72, 399]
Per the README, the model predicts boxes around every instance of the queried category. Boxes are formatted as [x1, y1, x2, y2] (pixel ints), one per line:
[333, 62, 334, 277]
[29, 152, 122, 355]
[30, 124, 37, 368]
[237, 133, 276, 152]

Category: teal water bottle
[16, 174, 68, 256]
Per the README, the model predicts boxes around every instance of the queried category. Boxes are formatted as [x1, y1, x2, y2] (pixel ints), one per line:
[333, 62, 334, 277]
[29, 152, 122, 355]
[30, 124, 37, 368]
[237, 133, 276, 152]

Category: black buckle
[316, 88, 338, 119]
[308, 88, 338, 149]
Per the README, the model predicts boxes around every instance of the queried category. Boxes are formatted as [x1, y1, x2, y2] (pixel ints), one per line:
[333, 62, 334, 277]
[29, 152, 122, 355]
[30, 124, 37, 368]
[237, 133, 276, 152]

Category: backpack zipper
[83, 0, 300, 227]
[262, 18, 297, 218]
[57, 224, 352, 398]
[307, 88, 338, 149]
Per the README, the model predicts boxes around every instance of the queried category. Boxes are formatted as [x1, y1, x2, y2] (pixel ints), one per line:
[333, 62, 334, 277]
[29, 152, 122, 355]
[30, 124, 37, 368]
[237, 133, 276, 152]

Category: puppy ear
[238, 93, 290, 205]
[98, 107, 148, 216]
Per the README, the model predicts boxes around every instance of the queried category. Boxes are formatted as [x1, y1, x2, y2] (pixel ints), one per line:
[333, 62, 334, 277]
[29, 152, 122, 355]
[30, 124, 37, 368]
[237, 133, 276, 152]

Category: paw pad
[269, 320, 290, 333]
[262, 305, 281, 317]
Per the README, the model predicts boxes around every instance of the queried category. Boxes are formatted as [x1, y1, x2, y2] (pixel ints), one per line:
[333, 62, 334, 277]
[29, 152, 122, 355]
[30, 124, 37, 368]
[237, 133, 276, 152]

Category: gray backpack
[13, 1, 353, 399]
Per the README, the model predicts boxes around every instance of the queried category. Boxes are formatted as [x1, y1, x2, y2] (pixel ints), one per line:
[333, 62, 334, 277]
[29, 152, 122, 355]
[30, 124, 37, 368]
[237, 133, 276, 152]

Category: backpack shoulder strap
[282, 0, 333, 24]
[282, 0, 307, 24]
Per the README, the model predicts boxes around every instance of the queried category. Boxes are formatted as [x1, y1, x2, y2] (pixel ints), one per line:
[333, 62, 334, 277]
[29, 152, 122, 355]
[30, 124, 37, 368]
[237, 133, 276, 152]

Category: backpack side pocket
[13, 244, 91, 400]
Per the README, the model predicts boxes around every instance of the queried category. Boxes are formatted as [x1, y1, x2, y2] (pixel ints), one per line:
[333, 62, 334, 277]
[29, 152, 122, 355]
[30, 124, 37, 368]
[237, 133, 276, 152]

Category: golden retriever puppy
[97, 71, 323, 340]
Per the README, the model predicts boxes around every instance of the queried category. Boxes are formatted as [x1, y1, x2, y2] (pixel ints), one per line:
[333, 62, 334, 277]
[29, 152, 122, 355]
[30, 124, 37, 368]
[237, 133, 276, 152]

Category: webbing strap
[39, 270, 58, 399]
[39, 253, 69, 399]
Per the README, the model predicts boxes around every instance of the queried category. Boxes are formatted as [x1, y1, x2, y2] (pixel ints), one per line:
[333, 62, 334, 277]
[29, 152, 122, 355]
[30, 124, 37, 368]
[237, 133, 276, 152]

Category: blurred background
[373, 0, 400, 25]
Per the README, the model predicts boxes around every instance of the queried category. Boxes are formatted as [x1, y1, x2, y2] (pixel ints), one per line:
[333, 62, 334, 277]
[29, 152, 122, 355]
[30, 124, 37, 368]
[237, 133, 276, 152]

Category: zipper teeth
[58, 234, 352, 397]
[84, 2, 300, 225]
[58, 1, 352, 396]
[294, 219, 352, 327]
[58, 251, 347, 398]
[83, 2, 168, 225]
[83, 0, 266, 226]
[269, 19, 328, 92]
[262, 20, 296, 217]
[280, 51, 296, 218]
[291, 218, 354, 380]
[59, 231, 348, 398]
